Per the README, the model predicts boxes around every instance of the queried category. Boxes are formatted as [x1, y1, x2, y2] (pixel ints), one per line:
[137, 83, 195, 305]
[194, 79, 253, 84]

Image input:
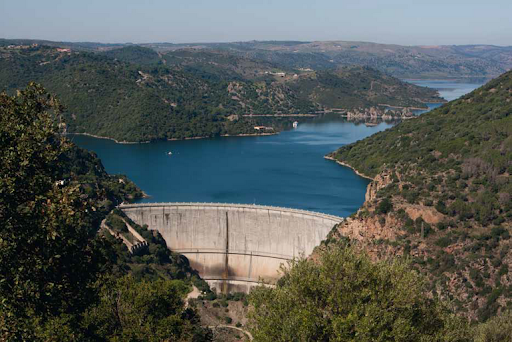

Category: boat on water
[292, 121, 298, 128]
[167, 151, 173, 155]
[365, 123, 378, 127]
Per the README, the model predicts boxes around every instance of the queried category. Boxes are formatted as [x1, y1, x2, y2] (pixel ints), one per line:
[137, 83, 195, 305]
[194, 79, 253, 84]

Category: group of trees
[0, 84, 211, 341]
[248, 244, 512, 342]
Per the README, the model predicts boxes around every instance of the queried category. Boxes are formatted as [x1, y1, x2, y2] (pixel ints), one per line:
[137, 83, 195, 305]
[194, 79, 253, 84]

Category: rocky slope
[326, 70, 512, 322]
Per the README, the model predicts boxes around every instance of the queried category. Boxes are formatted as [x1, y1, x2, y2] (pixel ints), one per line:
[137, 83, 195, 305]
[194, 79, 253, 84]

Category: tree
[376, 197, 393, 214]
[83, 275, 212, 341]
[248, 245, 471, 342]
[473, 310, 512, 342]
[0, 84, 212, 341]
[0, 83, 110, 339]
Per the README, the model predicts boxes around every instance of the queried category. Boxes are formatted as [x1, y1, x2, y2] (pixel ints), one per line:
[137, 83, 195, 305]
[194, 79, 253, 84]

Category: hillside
[101, 45, 162, 65]
[326, 71, 512, 321]
[0, 44, 440, 142]
[0, 45, 316, 141]
[0, 84, 213, 340]
[286, 66, 441, 109]
[177, 40, 512, 80]
[2, 38, 511, 79]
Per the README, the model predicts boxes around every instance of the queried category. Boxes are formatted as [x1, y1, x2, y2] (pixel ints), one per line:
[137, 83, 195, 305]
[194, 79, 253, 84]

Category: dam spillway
[121, 203, 343, 293]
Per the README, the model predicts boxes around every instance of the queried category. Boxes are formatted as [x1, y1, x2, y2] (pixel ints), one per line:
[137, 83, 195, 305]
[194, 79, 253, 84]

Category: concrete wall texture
[121, 203, 343, 293]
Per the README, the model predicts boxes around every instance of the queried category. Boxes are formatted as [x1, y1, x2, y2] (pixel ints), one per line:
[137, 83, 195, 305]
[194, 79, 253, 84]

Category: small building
[254, 126, 274, 131]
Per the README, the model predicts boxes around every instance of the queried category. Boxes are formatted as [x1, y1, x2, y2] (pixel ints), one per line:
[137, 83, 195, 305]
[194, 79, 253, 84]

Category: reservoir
[72, 80, 483, 217]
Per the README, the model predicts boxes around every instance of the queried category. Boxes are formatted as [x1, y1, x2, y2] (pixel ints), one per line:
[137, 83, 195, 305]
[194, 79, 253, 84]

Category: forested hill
[286, 66, 441, 109]
[328, 71, 512, 321]
[2, 38, 511, 79]
[101, 45, 162, 65]
[0, 45, 306, 142]
[0, 44, 440, 142]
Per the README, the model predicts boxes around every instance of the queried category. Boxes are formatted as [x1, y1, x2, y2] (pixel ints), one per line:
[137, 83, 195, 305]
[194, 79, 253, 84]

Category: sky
[1, 0, 511, 46]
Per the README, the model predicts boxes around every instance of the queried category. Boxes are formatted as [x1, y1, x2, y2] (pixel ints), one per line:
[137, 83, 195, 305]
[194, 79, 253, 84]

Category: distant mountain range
[2, 38, 511, 79]
[0, 43, 441, 142]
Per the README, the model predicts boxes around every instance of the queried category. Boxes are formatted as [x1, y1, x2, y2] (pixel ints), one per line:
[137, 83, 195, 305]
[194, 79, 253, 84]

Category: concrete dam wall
[121, 203, 343, 293]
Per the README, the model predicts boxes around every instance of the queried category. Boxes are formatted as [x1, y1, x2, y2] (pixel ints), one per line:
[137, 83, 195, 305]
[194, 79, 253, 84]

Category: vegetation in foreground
[248, 244, 471, 342]
[248, 244, 512, 342]
[0, 84, 211, 341]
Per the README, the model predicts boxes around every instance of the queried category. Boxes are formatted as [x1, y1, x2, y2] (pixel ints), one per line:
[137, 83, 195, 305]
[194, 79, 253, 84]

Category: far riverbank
[67, 131, 278, 145]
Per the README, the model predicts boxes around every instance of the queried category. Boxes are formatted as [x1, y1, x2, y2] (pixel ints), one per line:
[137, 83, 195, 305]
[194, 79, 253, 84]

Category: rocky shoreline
[341, 106, 416, 120]
[324, 155, 374, 181]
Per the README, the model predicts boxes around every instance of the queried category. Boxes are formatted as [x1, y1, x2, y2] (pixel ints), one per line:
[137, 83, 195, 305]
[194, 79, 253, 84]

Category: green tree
[83, 275, 212, 341]
[0, 84, 211, 341]
[248, 245, 470, 342]
[0, 83, 109, 339]
[376, 197, 393, 214]
[473, 310, 512, 342]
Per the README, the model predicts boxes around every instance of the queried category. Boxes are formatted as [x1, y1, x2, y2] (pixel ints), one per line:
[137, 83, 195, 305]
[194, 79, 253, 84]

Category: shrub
[375, 198, 393, 214]
[473, 310, 512, 342]
[436, 237, 452, 248]
[248, 245, 469, 341]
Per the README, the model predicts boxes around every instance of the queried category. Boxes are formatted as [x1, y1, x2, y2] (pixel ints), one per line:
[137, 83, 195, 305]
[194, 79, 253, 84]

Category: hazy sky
[1, 0, 511, 46]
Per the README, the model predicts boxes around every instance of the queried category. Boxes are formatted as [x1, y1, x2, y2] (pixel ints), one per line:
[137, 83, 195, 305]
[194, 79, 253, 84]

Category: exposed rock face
[365, 172, 393, 202]
[343, 106, 416, 120]
[404, 205, 444, 225]
[325, 169, 512, 322]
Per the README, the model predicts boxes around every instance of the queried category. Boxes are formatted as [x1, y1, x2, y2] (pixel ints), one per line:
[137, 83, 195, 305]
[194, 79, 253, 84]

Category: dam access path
[121, 202, 343, 293]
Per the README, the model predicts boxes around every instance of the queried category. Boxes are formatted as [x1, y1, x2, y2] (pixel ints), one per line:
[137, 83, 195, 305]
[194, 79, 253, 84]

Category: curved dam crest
[121, 203, 343, 293]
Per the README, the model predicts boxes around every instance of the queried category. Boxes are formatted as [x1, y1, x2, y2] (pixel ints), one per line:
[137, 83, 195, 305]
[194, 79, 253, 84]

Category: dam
[121, 203, 343, 293]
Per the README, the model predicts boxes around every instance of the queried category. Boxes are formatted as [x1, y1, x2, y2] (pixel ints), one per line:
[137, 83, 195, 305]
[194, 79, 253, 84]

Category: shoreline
[65, 133, 150, 144]
[68, 131, 278, 145]
[243, 114, 318, 117]
[168, 132, 278, 141]
[324, 155, 374, 181]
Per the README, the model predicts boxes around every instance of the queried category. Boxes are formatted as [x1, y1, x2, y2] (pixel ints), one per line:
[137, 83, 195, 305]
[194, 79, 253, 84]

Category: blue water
[71, 120, 392, 217]
[406, 80, 483, 102]
[406, 80, 483, 115]
[72, 80, 483, 217]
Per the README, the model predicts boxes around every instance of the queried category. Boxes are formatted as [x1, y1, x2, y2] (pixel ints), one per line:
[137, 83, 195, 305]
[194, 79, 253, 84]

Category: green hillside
[328, 71, 512, 321]
[101, 45, 162, 65]
[287, 66, 441, 109]
[0, 45, 315, 141]
[0, 44, 441, 142]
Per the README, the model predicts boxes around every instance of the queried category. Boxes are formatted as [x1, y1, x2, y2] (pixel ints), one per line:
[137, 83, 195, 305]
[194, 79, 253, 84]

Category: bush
[436, 236, 452, 248]
[473, 310, 512, 341]
[375, 198, 393, 214]
[248, 245, 469, 341]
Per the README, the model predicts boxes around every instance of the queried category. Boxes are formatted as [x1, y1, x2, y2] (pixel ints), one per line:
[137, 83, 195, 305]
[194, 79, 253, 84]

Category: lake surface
[72, 120, 391, 217]
[407, 79, 484, 102]
[72, 80, 483, 217]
